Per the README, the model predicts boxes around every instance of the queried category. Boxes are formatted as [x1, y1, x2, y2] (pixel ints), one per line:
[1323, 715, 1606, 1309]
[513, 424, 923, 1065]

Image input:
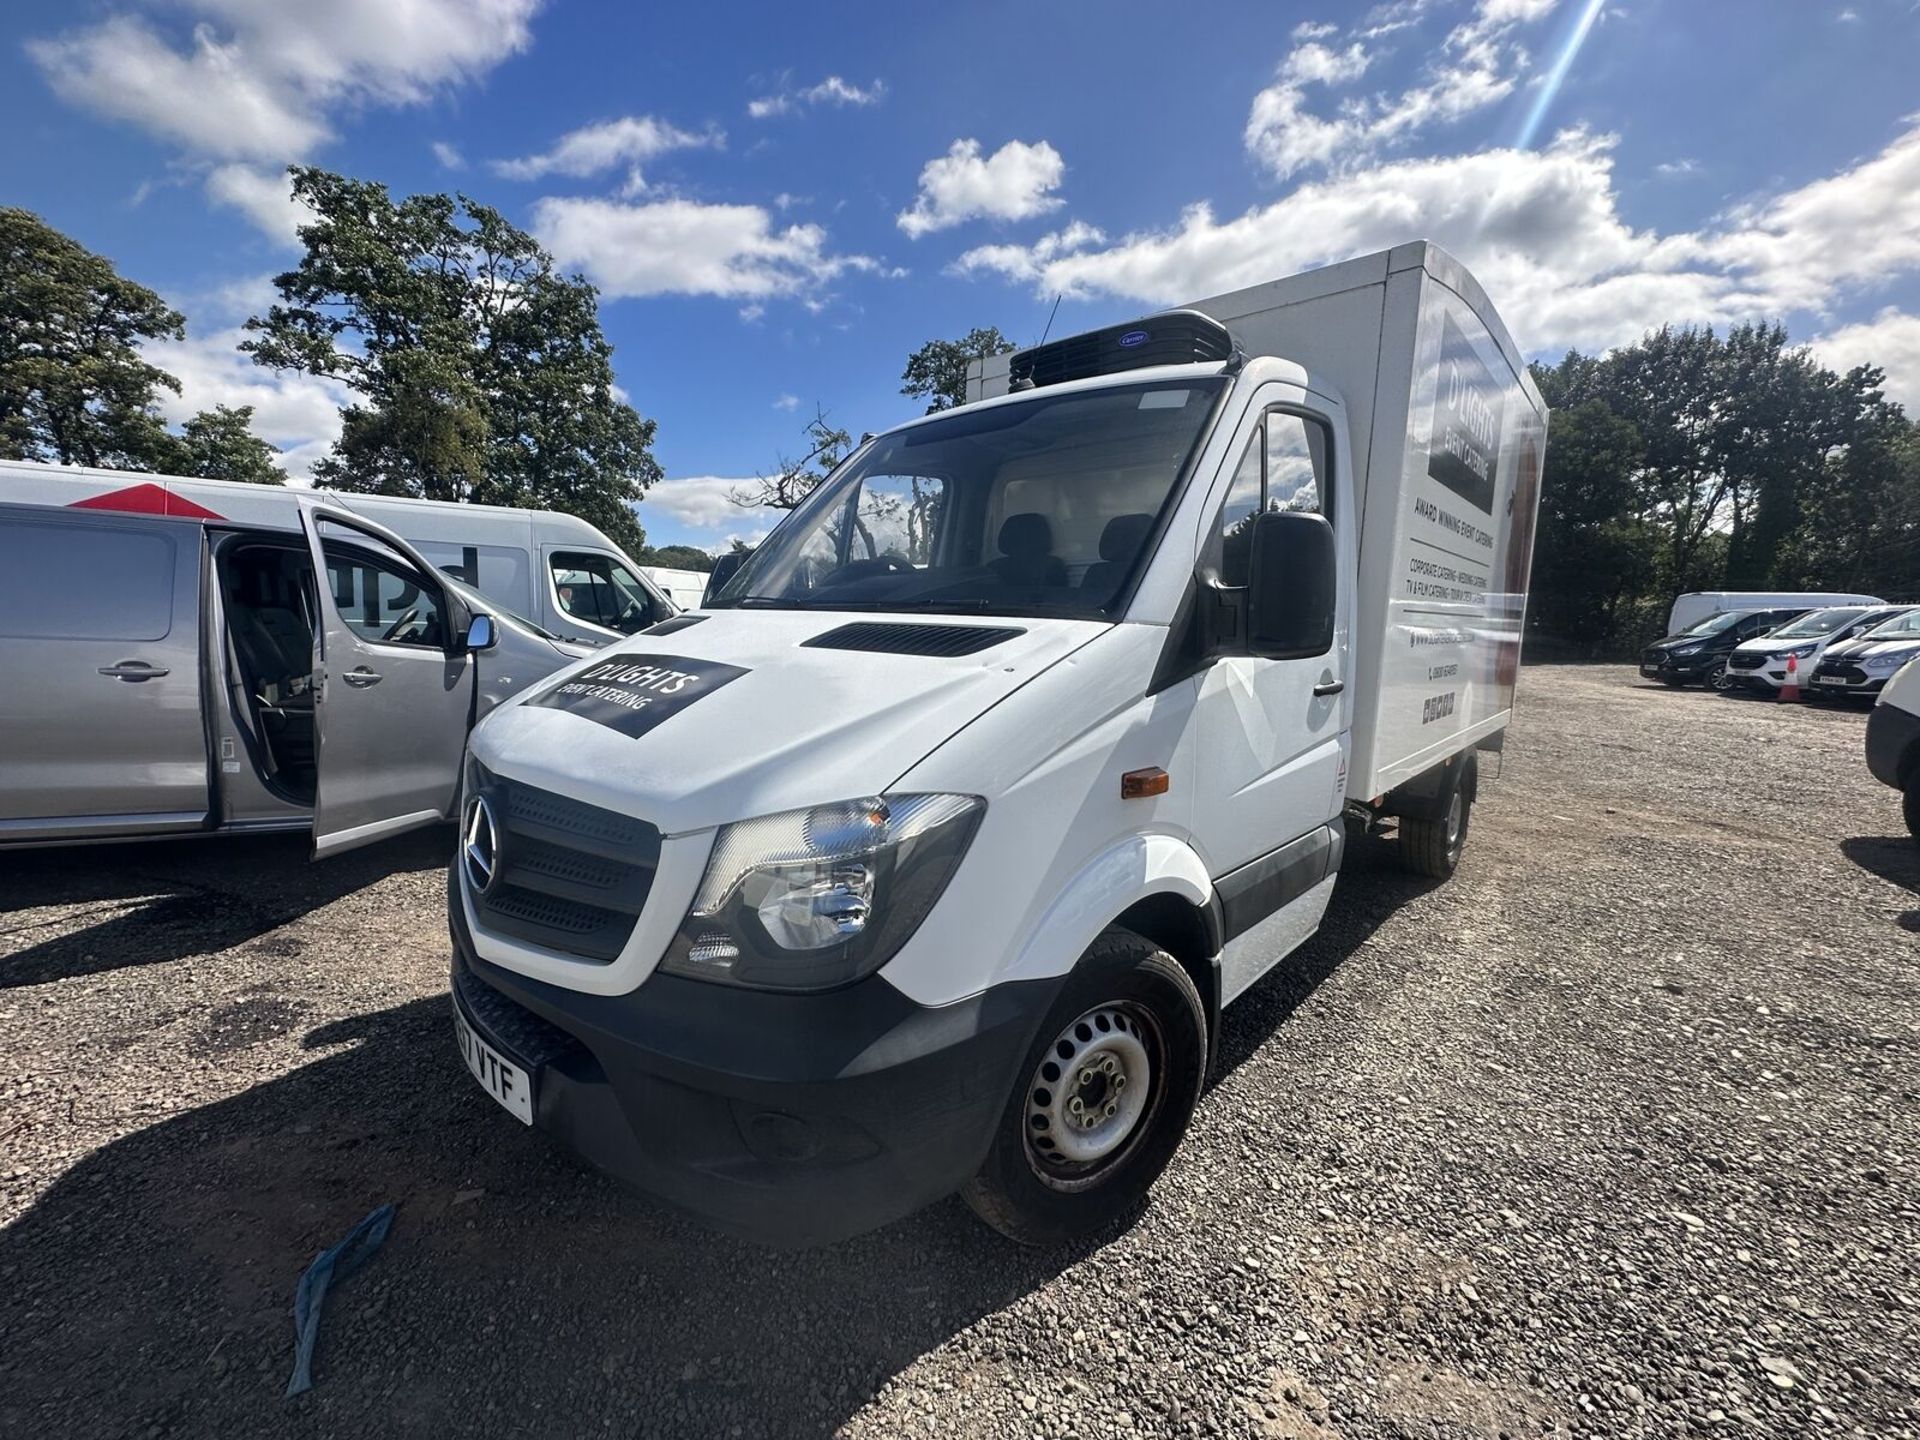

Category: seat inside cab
[220, 541, 318, 804]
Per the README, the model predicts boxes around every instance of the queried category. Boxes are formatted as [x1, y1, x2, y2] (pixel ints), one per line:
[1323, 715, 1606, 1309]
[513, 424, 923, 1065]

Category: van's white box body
[973, 242, 1548, 799]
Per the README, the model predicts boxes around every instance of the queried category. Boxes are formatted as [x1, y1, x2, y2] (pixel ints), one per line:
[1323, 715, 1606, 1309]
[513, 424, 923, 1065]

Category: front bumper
[1808, 666, 1885, 699]
[447, 869, 1059, 1247]
[1639, 650, 1715, 681]
[1866, 702, 1920, 790]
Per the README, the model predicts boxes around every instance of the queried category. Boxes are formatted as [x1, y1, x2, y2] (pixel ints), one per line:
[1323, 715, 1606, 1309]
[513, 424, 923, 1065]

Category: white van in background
[1667, 590, 1883, 637]
[0, 461, 677, 646]
[641, 566, 711, 610]
[446, 241, 1549, 1247]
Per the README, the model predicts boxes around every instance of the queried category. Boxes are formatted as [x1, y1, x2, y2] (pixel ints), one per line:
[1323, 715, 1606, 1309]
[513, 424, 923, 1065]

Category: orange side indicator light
[1121, 767, 1170, 800]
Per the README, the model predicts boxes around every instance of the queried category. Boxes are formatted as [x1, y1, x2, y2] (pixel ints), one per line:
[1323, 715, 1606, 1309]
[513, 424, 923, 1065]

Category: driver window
[1206, 409, 1332, 587]
[324, 546, 446, 648]
[548, 550, 658, 635]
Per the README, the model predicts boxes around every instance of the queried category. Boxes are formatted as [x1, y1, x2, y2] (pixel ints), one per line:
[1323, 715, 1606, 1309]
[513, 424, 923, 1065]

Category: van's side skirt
[1213, 821, 1343, 943]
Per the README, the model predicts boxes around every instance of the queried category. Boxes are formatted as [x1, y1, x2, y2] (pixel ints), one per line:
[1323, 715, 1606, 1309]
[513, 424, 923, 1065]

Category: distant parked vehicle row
[1722, 604, 1907, 696]
[1811, 607, 1920, 700]
[1638, 591, 1894, 692]
[0, 461, 671, 855]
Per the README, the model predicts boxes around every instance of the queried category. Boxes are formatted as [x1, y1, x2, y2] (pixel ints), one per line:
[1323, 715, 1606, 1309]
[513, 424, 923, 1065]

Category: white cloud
[204, 163, 317, 246]
[1811, 308, 1920, 413]
[431, 140, 465, 170]
[1655, 157, 1699, 178]
[145, 327, 352, 482]
[532, 196, 874, 300]
[748, 75, 886, 120]
[957, 114, 1920, 360]
[639, 475, 781, 544]
[1292, 19, 1340, 39]
[1244, 0, 1557, 180]
[897, 139, 1066, 239]
[493, 115, 721, 195]
[29, 0, 537, 164]
[773, 393, 800, 411]
[30, 17, 327, 161]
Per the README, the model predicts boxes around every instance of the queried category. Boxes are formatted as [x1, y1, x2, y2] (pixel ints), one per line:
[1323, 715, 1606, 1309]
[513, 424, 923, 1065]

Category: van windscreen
[710, 379, 1226, 620]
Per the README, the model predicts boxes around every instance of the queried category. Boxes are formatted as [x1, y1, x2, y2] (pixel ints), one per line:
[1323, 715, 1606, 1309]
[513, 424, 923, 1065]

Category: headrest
[1099, 512, 1155, 562]
[998, 512, 1053, 558]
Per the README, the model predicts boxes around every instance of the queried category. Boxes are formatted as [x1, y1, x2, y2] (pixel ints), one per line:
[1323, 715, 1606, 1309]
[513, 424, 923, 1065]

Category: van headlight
[1865, 649, 1918, 672]
[661, 794, 984, 992]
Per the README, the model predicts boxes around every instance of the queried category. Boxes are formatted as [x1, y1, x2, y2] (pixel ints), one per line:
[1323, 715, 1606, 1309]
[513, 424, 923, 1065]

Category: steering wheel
[380, 606, 425, 643]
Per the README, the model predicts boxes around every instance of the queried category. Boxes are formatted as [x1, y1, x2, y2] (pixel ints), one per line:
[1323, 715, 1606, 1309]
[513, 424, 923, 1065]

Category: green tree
[176, 403, 286, 485]
[243, 167, 659, 551]
[901, 326, 1017, 413]
[637, 543, 715, 572]
[731, 407, 851, 510]
[0, 206, 186, 469]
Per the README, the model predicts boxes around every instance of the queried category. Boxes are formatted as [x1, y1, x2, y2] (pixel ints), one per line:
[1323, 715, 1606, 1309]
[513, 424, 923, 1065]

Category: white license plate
[1812, 675, 1847, 686]
[455, 1006, 533, 1125]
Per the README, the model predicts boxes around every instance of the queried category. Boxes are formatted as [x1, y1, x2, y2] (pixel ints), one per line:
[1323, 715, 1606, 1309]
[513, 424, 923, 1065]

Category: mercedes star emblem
[463, 794, 499, 894]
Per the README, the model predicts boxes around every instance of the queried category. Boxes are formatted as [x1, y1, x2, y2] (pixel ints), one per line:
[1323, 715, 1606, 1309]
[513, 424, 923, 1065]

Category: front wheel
[963, 931, 1207, 1246]
[1704, 657, 1731, 692]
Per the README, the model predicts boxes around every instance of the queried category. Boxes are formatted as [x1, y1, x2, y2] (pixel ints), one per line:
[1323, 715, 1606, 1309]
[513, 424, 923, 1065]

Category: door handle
[98, 661, 170, 682]
[1313, 679, 1346, 697]
[342, 667, 382, 688]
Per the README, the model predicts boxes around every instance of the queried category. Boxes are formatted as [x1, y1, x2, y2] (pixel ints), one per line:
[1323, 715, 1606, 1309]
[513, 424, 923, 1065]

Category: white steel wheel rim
[1445, 790, 1465, 850]
[1024, 1004, 1156, 1184]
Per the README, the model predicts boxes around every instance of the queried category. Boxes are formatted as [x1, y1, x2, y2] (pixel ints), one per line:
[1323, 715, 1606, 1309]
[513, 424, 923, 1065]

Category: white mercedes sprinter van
[447, 242, 1548, 1246]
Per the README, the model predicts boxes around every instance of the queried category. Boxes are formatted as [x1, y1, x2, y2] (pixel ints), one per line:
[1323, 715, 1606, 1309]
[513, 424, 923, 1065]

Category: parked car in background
[1865, 659, 1920, 840]
[1811, 607, 1920, 701]
[1721, 606, 1888, 694]
[1638, 606, 1809, 689]
[1, 460, 677, 648]
[1665, 590, 1884, 636]
[0, 494, 594, 856]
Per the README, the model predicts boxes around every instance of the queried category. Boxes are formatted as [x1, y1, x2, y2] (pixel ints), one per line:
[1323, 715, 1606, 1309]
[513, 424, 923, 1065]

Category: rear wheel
[963, 931, 1207, 1246]
[1400, 780, 1472, 878]
[1904, 776, 1920, 843]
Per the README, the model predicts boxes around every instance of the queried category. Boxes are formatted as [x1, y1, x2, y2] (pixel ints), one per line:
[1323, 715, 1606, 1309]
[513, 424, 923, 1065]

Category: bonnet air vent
[801, 622, 1026, 658]
[645, 614, 707, 635]
[1010, 309, 1236, 391]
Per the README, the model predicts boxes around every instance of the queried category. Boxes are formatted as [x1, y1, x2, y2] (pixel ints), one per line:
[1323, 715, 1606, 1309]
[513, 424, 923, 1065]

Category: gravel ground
[1, 665, 1915, 1439]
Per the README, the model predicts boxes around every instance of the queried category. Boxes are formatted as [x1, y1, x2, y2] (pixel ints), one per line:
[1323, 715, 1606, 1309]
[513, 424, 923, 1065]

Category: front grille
[1641, 648, 1668, 667]
[470, 773, 659, 962]
[1728, 652, 1768, 670]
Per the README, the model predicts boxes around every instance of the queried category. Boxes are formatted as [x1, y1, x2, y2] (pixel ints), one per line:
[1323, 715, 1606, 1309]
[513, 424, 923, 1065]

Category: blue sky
[6, 0, 1920, 551]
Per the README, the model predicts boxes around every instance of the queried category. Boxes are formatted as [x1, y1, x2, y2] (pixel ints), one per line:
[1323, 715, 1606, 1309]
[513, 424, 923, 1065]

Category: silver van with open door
[0, 497, 594, 856]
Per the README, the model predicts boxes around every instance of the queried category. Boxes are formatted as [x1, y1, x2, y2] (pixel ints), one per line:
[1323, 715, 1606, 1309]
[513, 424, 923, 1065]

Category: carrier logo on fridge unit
[528, 652, 749, 738]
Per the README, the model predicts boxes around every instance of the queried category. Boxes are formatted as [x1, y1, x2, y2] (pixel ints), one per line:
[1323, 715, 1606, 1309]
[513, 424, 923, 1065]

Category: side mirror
[1247, 511, 1336, 660]
[706, 552, 746, 602]
[465, 614, 498, 652]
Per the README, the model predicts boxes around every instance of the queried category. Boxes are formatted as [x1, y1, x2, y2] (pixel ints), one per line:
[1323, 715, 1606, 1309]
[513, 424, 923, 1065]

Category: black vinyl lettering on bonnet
[527, 653, 748, 738]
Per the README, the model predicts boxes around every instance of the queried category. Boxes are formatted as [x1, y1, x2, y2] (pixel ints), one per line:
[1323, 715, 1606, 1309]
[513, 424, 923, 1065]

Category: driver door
[298, 505, 476, 858]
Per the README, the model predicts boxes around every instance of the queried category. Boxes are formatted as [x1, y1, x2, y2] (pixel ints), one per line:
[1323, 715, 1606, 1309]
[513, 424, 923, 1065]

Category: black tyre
[1904, 776, 1920, 843]
[963, 930, 1207, 1245]
[1399, 779, 1471, 878]
[1704, 657, 1731, 692]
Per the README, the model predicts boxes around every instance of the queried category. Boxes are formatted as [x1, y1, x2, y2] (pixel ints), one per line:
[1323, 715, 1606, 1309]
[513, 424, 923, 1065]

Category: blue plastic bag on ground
[285, 1203, 395, 1398]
